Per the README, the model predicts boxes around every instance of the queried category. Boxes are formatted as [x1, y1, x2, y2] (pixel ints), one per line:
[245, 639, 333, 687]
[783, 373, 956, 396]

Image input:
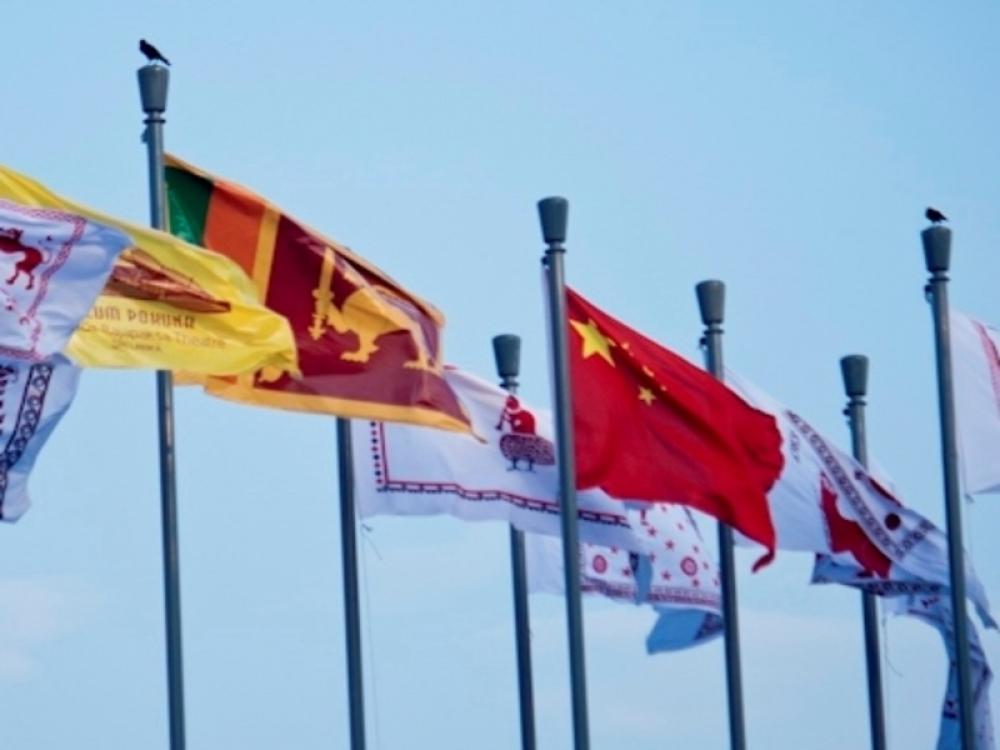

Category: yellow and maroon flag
[164, 154, 471, 433]
[0, 165, 297, 376]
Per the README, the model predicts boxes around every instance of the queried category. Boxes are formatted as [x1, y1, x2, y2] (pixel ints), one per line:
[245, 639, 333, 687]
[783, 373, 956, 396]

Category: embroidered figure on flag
[496, 395, 554, 471]
[0, 201, 129, 361]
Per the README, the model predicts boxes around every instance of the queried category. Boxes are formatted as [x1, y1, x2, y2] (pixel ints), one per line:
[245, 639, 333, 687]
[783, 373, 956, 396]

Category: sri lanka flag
[164, 154, 471, 434]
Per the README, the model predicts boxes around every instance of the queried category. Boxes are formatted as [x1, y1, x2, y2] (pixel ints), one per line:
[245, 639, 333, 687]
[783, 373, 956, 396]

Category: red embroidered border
[368, 421, 630, 529]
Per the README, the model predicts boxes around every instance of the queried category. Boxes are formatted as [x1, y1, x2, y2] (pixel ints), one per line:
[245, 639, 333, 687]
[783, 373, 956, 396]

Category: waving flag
[356, 368, 641, 550]
[525, 504, 723, 654]
[0, 355, 79, 521]
[950, 308, 1000, 496]
[566, 287, 783, 565]
[815, 554, 995, 749]
[0, 201, 128, 521]
[0, 200, 129, 359]
[0, 164, 297, 376]
[164, 154, 470, 433]
[729, 371, 994, 624]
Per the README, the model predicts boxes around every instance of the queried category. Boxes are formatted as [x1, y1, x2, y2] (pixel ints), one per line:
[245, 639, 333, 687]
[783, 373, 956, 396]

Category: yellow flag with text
[0, 166, 297, 375]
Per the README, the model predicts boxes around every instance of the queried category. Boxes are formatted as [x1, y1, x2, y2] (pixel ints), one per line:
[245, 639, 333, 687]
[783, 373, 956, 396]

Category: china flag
[566, 288, 784, 567]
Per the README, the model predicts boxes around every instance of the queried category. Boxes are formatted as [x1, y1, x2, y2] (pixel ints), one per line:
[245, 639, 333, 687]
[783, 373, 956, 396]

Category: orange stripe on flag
[203, 181, 265, 280]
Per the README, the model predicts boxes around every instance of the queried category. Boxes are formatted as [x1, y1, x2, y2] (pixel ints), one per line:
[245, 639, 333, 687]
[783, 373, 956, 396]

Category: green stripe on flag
[165, 166, 212, 246]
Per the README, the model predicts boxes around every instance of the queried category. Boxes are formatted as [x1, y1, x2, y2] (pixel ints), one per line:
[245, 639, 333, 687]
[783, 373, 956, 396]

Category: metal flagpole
[840, 355, 887, 750]
[492, 334, 537, 750]
[922, 224, 976, 748]
[695, 279, 746, 750]
[137, 63, 186, 750]
[538, 197, 590, 750]
[336, 417, 367, 750]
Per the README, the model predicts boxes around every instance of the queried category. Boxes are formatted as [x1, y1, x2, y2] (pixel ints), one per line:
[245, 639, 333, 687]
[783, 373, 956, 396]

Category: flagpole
[538, 197, 590, 750]
[336, 417, 367, 749]
[840, 355, 887, 750]
[922, 224, 976, 748]
[695, 279, 746, 750]
[492, 334, 538, 750]
[138, 63, 186, 750]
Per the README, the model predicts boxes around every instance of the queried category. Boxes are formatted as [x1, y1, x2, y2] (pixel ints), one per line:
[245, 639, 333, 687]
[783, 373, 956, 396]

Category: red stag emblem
[0, 228, 45, 291]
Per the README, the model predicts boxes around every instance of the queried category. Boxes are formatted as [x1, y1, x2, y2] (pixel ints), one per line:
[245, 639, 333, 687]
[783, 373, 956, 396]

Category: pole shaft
[144, 109, 186, 750]
[701, 324, 747, 750]
[927, 273, 976, 748]
[336, 418, 367, 750]
[843, 397, 888, 750]
[543, 251, 590, 750]
[509, 526, 537, 750]
[497, 375, 537, 750]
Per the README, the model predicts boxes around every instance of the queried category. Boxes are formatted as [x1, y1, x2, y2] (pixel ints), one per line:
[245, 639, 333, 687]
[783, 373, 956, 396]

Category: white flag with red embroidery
[0, 200, 130, 360]
[814, 553, 995, 749]
[355, 368, 657, 551]
[0, 201, 128, 520]
[525, 503, 723, 653]
[727, 371, 995, 624]
[0, 355, 80, 521]
[951, 308, 1000, 496]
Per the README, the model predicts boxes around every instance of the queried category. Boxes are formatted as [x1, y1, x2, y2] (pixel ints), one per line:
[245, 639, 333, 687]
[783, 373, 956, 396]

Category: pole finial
[695, 279, 726, 326]
[492, 334, 521, 386]
[922, 225, 952, 274]
[538, 197, 569, 245]
[137, 64, 169, 114]
[840, 354, 869, 399]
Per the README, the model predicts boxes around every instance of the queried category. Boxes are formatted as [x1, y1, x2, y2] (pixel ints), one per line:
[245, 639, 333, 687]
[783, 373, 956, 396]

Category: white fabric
[815, 554, 994, 749]
[356, 368, 655, 551]
[0, 200, 130, 360]
[951, 308, 1000, 496]
[524, 503, 723, 653]
[0, 355, 80, 521]
[728, 371, 994, 626]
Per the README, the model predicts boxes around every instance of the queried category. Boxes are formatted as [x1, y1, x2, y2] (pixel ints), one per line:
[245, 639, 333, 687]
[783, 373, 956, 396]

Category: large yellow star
[638, 386, 656, 405]
[570, 318, 616, 366]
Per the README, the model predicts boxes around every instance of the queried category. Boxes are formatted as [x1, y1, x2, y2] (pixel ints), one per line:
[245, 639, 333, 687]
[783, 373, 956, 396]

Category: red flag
[566, 287, 783, 567]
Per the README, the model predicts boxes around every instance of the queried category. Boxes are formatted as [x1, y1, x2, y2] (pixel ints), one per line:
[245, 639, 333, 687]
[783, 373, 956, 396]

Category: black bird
[139, 39, 171, 66]
[925, 207, 948, 224]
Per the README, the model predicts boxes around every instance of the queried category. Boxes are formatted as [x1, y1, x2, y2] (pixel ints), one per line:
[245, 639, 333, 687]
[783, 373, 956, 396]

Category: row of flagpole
[535, 199, 978, 748]
[133, 60, 979, 750]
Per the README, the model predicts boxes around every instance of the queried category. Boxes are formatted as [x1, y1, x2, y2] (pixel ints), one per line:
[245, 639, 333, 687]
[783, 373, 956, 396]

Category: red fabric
[566, 287, 783, 566]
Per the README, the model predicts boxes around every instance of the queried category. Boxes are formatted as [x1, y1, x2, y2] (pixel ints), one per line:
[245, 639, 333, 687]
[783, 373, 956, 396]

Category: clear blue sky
[2, 1, 999, 748]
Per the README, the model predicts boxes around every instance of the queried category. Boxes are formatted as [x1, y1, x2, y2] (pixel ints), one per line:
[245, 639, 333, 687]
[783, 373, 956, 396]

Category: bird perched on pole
[139, 39, 171, 66]
[925, 207, 948, 224]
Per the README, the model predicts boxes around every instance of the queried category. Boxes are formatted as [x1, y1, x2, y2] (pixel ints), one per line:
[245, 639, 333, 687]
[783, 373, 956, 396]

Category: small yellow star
[642, 365, 655, 378]
[570, 318, 616, 366]
[622, 341, 631, 351]
[638, 386, 656, 405]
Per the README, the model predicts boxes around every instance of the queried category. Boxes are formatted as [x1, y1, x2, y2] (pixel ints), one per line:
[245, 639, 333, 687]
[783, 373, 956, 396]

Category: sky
[2, 1, 1000, 748]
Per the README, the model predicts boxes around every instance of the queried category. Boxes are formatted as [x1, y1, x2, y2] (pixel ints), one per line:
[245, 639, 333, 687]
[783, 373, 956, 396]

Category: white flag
[0, 355, 80, 521]
[951, 308, 1000, 496]
[815, 554, 995, 749]
[0, 200, 130, 360]
[525, 503, 723, 653]
[728, 371, 994, 626]
[356, 368, 659, 552]
[355, 368, 724, 653]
